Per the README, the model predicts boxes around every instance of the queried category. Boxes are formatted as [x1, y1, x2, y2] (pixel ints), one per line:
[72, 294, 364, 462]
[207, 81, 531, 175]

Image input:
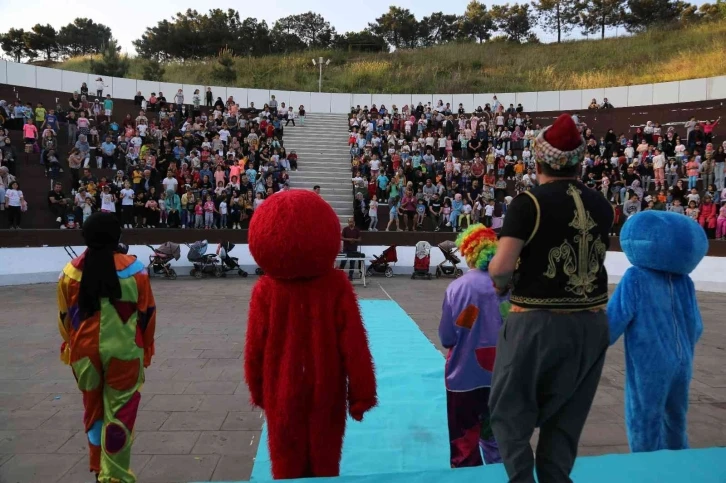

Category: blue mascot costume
[608, 210, 707, 452]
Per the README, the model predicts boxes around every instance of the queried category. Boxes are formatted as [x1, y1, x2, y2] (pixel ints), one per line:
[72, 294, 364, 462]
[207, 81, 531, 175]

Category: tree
[624, 0, 694, 31]
[141, 58, 165, 81]
[89, 39, 130, 78]
[58, 18, 113, 57]
[698, 0, 726, 21]
[25, 24, 59, 60]
[290, 12, 336, 48]
[211, 47, 237, 84]
[491, 4, 534, 42]
[577, 0, 626, 38]
[368, 7, 419, 49]
[418, 12, 461, 46]
[460, 1, 496, 42]
[532, 0, 578, 42]
[0, 28, 33, 62]
[333, 31, 388, 52]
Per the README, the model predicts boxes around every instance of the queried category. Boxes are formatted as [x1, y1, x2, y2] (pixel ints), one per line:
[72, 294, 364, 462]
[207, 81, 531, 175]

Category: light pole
[312, 57, 331, 93]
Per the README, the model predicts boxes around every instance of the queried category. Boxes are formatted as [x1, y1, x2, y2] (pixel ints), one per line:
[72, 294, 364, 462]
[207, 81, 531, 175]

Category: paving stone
[136, 454, 219, 483]
[171, 367, 225, 382]
[199, 350, 243, 359]
[132, 431, 201, 455]
[210, 454, 254, 481]
[0, 429, 77, 454]
[0, 409, 57, 430]
[191, 430, 261, 456]
[136, 411, 172, 431]
[222, 412, 265, 431]
[37, 410, 84, 431]
[160, 412, 227, 431]
[138, 381, 190, 395]
[183, 382, 240, 395]
[143, 395, 205, 412]
[198, 395, 257, 413]
[56, 429, 90, 454]
[0, 454, 83, 483]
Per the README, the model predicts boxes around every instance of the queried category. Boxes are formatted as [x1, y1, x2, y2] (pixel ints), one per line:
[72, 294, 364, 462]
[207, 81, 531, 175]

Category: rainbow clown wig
[455, 224, 498, 271]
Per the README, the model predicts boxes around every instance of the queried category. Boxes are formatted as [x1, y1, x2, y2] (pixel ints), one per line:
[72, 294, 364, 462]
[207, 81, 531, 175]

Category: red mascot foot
[244, 190, 378, 480]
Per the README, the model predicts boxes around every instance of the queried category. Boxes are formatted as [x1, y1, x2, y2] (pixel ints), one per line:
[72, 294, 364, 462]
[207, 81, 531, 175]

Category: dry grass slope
[55, 22, 726, 94]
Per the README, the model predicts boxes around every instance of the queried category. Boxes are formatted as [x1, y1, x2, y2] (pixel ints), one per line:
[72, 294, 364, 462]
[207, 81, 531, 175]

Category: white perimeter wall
[1, 59, 725, 114]
[1, 245, 725, 292]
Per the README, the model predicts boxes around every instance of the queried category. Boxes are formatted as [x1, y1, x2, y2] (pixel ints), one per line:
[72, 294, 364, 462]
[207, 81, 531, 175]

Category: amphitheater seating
[0, 81, 724, 231]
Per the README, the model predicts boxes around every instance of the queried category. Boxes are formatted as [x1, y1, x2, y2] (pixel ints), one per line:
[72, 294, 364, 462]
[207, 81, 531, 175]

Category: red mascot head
[248, 190, 342, 279]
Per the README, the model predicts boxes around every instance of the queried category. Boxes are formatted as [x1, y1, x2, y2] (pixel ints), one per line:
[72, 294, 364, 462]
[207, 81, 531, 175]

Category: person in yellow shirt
[132, 168, 143, 191]
[35, 102, 47, 130]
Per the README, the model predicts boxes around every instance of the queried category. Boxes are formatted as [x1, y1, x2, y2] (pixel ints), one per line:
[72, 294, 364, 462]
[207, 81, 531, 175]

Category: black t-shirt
[429, 200, 442, 214]
[69, 97, 81, 110]
[48, 189, 66, 207]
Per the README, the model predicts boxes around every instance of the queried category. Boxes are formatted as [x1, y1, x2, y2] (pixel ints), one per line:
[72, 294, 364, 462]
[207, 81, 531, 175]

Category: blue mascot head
[620, 211, 708, 275]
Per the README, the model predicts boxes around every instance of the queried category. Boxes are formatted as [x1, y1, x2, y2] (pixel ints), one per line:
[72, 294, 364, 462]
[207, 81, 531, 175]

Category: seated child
[439, 224, 506, 467]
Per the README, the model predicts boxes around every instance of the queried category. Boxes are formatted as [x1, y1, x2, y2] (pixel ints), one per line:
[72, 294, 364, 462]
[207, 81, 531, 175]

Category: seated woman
[588, 98, 599, 110]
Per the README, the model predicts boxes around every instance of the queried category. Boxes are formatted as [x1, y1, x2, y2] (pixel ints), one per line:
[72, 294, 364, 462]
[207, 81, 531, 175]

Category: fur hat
[535, 113, 586, 170]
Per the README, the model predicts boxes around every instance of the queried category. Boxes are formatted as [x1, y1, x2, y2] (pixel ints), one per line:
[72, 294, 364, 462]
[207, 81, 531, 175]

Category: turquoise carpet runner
[249, 299, 450, 480]
[216, 299, 726, 483]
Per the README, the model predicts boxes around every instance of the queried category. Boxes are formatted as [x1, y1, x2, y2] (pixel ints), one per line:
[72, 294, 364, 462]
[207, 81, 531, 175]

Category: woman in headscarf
[57, 212, 156, 483]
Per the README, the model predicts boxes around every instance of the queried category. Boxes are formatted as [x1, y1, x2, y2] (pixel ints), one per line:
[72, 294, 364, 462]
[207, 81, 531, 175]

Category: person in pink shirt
[229, 161, 242, 181]
[716, 202, 726, 240]
[203, 194, 216, 229]
[703, 117, 720, 144]
[214, 165, 226, 186]
[23, 119, 38, 156]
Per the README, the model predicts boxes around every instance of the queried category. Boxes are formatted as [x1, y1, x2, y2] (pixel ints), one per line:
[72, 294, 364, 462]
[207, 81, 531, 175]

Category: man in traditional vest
[488, 113, 614, 483]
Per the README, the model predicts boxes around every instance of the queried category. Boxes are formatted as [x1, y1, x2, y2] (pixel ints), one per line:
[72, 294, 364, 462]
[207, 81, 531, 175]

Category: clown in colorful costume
[57, 213, 156, 483]
[608, 210, 707, 452]
[438, 225, 507, 468]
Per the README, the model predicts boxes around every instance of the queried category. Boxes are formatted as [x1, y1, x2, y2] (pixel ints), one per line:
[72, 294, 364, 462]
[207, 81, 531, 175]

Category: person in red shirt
[704, 117, 721, 144]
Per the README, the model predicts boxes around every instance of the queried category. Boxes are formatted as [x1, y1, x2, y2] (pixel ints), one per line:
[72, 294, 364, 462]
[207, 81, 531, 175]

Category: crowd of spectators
[347, 98, 725, 239]
[0, 87, 305, 229]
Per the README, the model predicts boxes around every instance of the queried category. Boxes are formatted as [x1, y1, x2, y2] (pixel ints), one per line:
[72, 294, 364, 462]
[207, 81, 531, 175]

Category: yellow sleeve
[57, 273, 71, 365]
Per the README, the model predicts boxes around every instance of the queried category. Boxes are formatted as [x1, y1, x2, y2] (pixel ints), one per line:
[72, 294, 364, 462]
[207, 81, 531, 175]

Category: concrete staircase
[284, 113, 352, 222]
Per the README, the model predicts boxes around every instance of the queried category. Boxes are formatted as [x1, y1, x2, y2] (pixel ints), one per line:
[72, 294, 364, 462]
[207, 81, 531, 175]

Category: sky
[0, 0, 709, 55]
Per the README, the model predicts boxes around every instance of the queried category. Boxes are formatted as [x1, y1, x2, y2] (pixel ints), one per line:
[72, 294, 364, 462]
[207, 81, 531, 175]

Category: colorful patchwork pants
[71, 326, 144, 482]
[446, 387, 501, 468]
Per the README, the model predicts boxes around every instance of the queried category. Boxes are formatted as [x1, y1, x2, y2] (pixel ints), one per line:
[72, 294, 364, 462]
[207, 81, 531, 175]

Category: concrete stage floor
[0, 279, 724, 483]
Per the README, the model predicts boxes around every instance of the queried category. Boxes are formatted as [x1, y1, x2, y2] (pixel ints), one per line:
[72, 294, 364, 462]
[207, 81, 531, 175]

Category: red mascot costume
[244, 190, 378, 479]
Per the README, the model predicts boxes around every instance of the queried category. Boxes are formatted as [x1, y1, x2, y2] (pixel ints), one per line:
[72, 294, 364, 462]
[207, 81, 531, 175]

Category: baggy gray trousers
[489, 310, 610, 483]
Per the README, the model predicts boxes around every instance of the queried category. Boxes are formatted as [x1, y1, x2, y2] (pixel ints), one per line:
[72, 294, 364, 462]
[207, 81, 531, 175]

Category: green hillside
[53, 21, 726, 94]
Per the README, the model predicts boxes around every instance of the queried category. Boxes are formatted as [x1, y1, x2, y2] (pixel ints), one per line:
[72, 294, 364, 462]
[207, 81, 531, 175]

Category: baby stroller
[435, 240, 463, 279]
[217, 242, 248, 277]
[411, 241, 432, 280]
[187, 240, 223, 278]
[146, 242, 180, 280]
[367, 245, 397, 278]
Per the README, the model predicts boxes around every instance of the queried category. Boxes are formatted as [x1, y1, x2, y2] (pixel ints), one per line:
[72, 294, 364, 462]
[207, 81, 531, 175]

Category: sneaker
[60, 225, 67, 229]
[181, 225, 186, 229]
[56, 217, 62, 223]
[112, 165, 117, 170]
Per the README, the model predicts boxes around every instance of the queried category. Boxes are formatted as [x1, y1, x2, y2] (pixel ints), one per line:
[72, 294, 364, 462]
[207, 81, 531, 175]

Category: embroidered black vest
[510, 180, 614, 311]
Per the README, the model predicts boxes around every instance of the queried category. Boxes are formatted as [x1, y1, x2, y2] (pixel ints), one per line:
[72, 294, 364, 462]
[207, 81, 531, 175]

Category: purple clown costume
[438, 225, 507, 468]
